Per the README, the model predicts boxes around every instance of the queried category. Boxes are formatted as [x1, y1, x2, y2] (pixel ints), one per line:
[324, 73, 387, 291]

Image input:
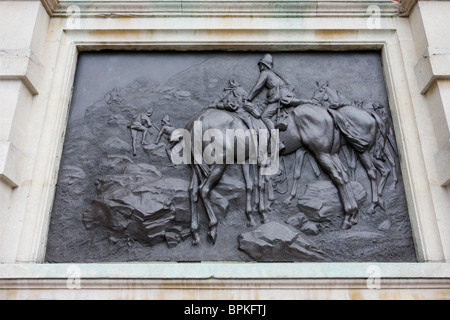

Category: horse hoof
[378, 199, 386, 211]
[246, 216, 256, 227]
[192, 233, 201, 246]
[341, 221, 352, 230]
[284, 197, 293, 205]
[207, 227, 217, 245]
[260, 213, 269, 224]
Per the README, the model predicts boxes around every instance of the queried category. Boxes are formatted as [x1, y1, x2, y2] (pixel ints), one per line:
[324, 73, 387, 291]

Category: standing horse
[278, 101, 360, 229]
[172, 108, 269, 245]
[317, 82, 391, 212]
[279, 81, 388, 228]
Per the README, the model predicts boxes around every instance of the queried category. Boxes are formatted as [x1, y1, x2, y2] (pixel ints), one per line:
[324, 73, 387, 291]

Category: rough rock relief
[45, 51, 417, 262]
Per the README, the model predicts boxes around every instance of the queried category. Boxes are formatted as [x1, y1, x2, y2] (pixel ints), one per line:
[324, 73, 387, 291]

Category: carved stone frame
[2, 22, 449, 298]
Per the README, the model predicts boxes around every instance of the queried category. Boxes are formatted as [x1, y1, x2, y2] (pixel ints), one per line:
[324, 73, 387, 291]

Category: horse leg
[373, 157, 391, 210]
[331, 154, 359, 225]
[342, 145, 356, 180]
[266, 175, 275, 203]
[131, 129, 138, 156]
[330, 153, 359, 226]
[189, 165, 201, 246]
[338, 180, 359, 228]
[251, 164, 260, 213]
[198, 163, 226, 244]
[258, 166, 269, 224]
[314, 152, 358, 230]
[308, 153, 322, 178]
[384, 145, 398, 188]
[286, 148, 306, 204]
[357, 151, 380, 214]
[241, 163, 257, 227]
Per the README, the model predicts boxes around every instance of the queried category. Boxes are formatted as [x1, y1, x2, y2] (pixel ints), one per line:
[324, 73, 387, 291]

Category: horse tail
[368, 110, 388, 160]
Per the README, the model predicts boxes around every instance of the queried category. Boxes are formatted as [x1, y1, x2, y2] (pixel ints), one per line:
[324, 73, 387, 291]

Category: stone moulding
[3, 2, 446, 297]
[1, 263, 449, 299]
[27, 26, 442, 264]
[40, 0, 402, 18]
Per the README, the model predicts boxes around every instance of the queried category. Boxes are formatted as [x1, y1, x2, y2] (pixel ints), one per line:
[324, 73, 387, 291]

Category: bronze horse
[280, 81, 390, 224]
[314, 82, 391, 212]
[174, 107, 270, 245]
[173, 80, 389, 245]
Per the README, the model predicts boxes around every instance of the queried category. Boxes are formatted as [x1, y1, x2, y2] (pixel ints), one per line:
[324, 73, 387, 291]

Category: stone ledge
[1, 266, 449, 299]
[1, 262, 449, 279]
[0, 50, 43, 95]
[398, 0, 418, 16]
[415, 48, 450, 94]
[0, 142, 24, 188]
[434, 143, 450, 186]
[1, 263, 449, 298]
[41, 0, 401, 18]
[2, 278, 449, 290]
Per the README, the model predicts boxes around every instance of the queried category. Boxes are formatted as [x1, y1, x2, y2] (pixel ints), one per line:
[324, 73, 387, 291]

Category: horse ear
[325, 81, 329, 86]
[316, 81, 320, 87]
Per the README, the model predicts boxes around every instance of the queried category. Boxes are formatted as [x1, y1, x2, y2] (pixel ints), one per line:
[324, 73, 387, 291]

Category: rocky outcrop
[83, 165, 190, 246]
[285, 212, 321, 235]
[83, 164, 245, 248]
[238, 221, 330, 261]
[297, 181, 367, 222]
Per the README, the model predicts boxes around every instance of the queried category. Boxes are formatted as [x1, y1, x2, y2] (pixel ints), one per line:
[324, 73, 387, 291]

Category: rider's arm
[247, 71, 268, 101]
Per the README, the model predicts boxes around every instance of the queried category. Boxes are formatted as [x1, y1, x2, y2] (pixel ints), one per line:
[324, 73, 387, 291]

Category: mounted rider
[244, 54, 307, 150]
[246, 54, 305, 123]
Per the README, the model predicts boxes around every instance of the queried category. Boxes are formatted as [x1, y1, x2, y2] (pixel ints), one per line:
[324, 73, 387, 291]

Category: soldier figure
[246, 54, 305, 125]
[245, 54, 307, 150]
[128, 108, 154, 156]
[155, 115, 177, 161]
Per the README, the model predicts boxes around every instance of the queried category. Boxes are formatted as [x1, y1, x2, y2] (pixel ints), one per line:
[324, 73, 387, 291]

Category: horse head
[311, 81, 329, 106]
[322, 84, 354, 108]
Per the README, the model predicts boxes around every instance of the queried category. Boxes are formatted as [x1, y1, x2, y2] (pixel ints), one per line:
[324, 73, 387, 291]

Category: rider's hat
[258, 53, 273, 69]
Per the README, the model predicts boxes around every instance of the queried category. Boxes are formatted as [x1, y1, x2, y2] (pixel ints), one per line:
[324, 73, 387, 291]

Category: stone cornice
[398, 0, 418, 16]
[39, 0, 403, 18]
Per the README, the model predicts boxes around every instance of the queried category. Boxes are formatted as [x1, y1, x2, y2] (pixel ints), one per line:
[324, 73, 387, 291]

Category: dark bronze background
[45, 51, 416, 262]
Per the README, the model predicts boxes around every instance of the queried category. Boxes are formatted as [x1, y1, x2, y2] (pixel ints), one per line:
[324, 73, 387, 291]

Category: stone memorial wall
[0, 0, 449, 299]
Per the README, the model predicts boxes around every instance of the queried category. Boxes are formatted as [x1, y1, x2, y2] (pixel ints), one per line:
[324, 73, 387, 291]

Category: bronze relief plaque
[45, 51, 417, 262]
